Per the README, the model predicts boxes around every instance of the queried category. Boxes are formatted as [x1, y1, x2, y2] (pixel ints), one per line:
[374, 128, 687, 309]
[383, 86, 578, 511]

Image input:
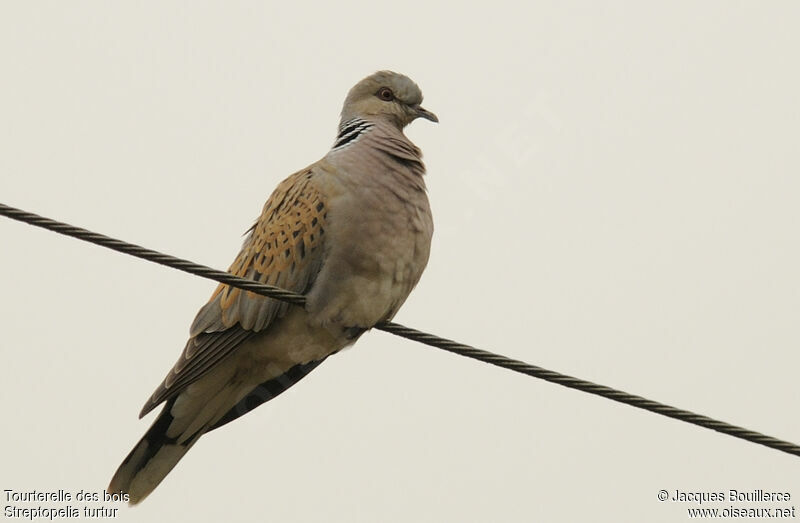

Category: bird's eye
[377, 87, 395, 101]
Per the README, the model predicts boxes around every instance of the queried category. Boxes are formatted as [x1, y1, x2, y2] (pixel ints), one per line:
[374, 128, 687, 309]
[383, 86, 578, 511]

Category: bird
[108, 71, 437, 504]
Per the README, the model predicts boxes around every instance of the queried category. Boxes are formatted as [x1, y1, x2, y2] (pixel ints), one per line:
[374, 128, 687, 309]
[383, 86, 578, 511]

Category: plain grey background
[1, 2, 798, 521]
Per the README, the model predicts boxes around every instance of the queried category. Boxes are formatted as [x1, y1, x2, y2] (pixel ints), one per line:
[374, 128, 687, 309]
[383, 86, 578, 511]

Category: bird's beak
[414, 105, 439, 123]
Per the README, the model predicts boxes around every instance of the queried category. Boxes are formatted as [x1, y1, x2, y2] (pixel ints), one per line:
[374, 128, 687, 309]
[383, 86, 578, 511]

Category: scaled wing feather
[140, 168, 328, 417]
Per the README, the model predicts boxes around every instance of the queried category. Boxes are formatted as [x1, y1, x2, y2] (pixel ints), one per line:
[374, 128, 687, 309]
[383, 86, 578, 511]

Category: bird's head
[340, 71, 438, 129]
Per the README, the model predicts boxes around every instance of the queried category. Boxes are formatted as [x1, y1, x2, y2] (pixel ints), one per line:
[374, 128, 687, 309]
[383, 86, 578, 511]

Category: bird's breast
[305, 166, 432, 332]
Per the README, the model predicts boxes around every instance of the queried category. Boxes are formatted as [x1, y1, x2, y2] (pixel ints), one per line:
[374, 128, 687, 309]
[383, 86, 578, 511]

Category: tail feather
[109, 357, 328, 503]
[209, 358, 325, 431]
[108, 400, 202, 505]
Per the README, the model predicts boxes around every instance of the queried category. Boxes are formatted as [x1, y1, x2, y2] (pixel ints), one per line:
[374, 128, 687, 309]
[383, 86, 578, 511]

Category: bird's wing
[139, 167, 328, 417]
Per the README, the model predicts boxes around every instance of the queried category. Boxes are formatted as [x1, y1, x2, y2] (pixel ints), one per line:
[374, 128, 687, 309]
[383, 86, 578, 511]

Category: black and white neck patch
[332, 118, 373, 151]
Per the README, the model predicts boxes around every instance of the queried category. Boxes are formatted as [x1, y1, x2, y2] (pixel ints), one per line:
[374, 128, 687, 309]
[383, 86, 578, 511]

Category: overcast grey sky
[2, 2, 799, 522]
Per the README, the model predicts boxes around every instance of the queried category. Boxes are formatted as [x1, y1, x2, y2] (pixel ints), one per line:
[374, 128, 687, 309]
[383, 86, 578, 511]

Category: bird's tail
[108, 357, 327, 504]
[108, 401, 202, 505]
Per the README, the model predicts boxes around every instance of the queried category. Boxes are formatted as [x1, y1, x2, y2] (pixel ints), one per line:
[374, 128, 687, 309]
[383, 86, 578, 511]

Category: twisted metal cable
[2, 202, 799, 458]
[0, 203, 305, 307]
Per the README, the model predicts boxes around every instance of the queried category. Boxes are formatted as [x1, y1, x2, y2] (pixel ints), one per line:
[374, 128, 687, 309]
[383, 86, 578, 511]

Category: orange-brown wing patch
[140, 168, 328, 417]
[208, 168, 327, 332]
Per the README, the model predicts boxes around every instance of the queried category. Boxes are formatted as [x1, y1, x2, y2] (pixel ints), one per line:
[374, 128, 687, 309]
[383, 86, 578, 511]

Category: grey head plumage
[340, 70, 438, 129]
